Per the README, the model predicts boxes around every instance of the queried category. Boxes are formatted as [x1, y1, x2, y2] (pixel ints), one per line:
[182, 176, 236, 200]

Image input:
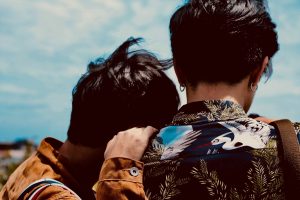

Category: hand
[104, 126, 157, 161]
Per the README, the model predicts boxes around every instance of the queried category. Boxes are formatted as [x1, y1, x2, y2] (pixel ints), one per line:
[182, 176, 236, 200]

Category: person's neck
[186, 79, 250, 110]
[58, 140, 104, 188]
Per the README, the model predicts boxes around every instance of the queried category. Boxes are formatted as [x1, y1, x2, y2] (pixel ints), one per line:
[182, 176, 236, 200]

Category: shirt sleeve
[96, 157, 147, 200]
[28, 185, 80, 200]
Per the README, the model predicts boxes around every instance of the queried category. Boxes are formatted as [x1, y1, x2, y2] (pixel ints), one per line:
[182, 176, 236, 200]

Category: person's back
[143, 100, 300, 199]
[142, 0, 300, 199]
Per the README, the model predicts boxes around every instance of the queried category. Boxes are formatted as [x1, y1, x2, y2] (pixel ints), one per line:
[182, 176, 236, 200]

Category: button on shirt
[130, 167, 140, 177]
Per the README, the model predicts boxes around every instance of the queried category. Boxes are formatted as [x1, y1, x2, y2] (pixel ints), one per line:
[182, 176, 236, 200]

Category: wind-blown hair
[67, 38, 179, 147]
[170, 0, 279, 86]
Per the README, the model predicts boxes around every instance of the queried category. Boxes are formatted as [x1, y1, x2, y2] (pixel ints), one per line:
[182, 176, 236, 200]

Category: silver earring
[180, 84, 185, 92]
[250, 83, 258, 92]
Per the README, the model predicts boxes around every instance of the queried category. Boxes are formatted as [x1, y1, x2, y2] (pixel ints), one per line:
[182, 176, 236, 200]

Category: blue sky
[0, 0, 299, 143]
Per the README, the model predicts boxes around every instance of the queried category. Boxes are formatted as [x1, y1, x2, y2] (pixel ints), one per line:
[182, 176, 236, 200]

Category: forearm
[96, 157, 147, 200]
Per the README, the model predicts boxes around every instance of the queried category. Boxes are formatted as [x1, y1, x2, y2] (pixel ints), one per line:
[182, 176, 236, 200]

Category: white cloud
[1, 0, 300, 141]
[269, 0, 300, 45]
[0, 84, 35, 95]
[257, 80, 300, 97]
[276, 13, 300, 45]
[0, 0, 127, 55]
[0, 0, 182, 142]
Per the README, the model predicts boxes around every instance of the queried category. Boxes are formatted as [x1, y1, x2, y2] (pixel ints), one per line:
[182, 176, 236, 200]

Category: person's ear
[251, 56, 269, 87]
[173, 59, 186, 86]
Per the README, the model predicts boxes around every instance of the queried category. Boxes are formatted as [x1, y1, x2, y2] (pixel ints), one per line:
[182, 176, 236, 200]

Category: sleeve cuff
[99, 157, 144, 184]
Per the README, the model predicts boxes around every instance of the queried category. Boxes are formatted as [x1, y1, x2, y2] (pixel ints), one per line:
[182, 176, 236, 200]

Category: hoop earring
[250, 83, 258, 92]
[180, 84, 185, 92]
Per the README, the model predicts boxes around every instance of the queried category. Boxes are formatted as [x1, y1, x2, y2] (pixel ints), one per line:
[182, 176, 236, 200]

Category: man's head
[170, 0, 279, 87]
[67, 38, 179, 148]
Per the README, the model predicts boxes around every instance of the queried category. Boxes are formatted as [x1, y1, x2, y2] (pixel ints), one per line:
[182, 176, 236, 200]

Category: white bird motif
[212, 119, 271, 150]
[161, 130, 202, 160]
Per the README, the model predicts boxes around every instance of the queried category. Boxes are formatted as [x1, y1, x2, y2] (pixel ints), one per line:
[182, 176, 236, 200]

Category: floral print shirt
[142, 100, 300, 200]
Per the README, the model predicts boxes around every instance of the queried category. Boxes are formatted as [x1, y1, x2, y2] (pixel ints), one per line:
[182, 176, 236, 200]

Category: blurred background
[0, 0, 300, 144]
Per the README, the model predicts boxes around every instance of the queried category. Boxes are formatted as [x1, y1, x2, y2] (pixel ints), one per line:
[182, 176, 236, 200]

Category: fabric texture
[142, 100, 300, 200]
[96, 157, 146, 200]
[0, 138, 92, 200]
[0, 137, 145, 200]
[17, 178, 81, 200]
[2, 100, 299, 200]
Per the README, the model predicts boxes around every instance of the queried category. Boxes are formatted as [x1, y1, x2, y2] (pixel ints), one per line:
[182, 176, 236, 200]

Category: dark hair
[67, 37, 180, 147]
[170, 0, 279, 86]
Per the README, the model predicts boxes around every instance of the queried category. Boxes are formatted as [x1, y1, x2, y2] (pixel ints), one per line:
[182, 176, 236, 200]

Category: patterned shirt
[142, 100, 300, 200]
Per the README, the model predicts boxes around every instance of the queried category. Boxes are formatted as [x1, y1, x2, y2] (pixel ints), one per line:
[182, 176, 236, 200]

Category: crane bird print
[212, 119, 271, 150]
[160, 126, 201, 160]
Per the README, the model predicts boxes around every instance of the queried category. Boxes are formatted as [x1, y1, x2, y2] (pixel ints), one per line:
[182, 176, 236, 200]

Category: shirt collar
[37, 138, 80, 186]
[171, 100, 248, 125]
[38, 137, 95, 199]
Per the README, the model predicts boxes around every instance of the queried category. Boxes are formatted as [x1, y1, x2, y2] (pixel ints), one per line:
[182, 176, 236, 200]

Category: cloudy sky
[0, 0, 299, 142]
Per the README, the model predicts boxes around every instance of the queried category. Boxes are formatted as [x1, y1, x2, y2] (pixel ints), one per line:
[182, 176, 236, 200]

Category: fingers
[104, 135, 116, 159]
[143, 126, 158, 138]
[115, 126, 157, 140]
[103, 126, 158, 161]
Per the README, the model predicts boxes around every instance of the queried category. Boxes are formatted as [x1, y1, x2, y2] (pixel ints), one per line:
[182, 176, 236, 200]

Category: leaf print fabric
[142, 100, 298, 200]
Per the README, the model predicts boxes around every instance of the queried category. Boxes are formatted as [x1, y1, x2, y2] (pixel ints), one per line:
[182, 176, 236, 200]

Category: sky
[0, 0, 299, 143]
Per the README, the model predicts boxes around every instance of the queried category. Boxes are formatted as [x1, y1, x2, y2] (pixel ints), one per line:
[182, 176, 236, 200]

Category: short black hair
[170, 0, 279, 86]
[67, 37, 180, 147]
